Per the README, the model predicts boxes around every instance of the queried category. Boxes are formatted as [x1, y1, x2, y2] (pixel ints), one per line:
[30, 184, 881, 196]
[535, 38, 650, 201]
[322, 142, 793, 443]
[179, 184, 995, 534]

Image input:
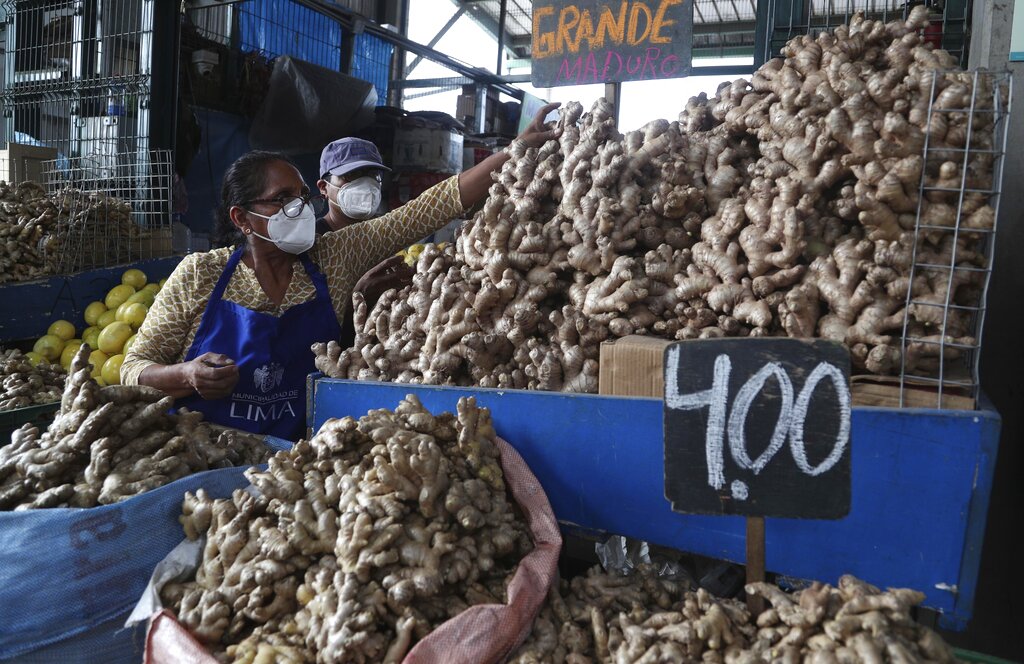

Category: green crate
[955, 648, 1018, 664]
[0, 401, 59, 446]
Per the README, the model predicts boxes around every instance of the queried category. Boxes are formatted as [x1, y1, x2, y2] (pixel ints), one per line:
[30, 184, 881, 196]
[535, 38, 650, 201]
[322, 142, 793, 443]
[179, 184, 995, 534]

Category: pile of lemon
[397, 242, 447, 267]
[28, 268, 166, 386]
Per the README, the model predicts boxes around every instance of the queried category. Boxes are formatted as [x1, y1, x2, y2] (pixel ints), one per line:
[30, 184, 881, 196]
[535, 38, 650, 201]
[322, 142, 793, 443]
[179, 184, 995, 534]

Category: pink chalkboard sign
[531, 1, 694, 88]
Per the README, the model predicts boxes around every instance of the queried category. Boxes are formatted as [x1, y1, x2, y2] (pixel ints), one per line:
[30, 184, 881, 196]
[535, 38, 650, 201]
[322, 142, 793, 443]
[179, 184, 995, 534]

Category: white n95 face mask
[248, 200, 316, 254]
[331, 177, 381, 220]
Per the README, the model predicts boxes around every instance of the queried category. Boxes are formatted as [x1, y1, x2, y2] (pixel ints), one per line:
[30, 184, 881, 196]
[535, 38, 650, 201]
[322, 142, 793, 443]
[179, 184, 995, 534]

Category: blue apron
[178, 248, 341, 440]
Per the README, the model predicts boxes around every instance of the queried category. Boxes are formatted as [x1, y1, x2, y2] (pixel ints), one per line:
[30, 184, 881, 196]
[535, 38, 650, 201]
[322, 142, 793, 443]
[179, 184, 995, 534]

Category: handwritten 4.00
[665, 349, 851, 501]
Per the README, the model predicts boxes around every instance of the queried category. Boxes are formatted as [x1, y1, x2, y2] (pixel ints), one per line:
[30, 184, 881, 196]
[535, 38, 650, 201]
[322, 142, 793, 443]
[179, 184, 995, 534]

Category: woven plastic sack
[3, 611, 143, 664]
[0, 466, 255, 662]
[145, 436, 562, 664]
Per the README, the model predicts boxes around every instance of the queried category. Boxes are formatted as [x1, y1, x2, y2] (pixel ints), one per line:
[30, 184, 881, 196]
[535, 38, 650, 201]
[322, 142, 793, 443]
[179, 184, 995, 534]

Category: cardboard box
[0, 143, 58, 184]
[393, 128, 464, 174]
[598, 335, 976, 409]
[850, 375, 975, 410]
[598, 336, 673, 397]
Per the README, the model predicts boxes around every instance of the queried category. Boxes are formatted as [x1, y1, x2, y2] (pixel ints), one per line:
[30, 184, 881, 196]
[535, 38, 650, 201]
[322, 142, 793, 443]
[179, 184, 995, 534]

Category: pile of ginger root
[0, 347, 65, 411]
[316, 7, 1000, 391]
[160, 395, 532, 663]
[0, 344, 269, 510]
[509, 564, 957, 664]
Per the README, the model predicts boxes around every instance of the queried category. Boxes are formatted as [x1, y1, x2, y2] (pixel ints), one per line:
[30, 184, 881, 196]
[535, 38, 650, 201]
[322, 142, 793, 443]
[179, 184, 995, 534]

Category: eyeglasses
[244, 192, 328, 218]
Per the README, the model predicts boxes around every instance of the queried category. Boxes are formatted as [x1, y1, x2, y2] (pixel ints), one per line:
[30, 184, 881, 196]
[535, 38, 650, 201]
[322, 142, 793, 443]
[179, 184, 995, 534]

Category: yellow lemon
[33, 334, 65, 362]
[60, 339, 84, 369]
[82, 326, 101, 350]
[98, 321, 132, 355]
[121, 268, 147, 290]
[83, 301, 107, 327]
[97, 309, 118, 329]
[47, 319, 76, 341]
[105, 284, 136, 310]
[101, 354, 125, 385]
[87, 350, 109, 379]
[159, 278, 167, 288]
[123, 333, 138, 355]
[122, 303, 148, 330]
[143, 283, 161, 294]
[115, 302, 130, 322]
[126, 289, 155, 308]
[25, 351, 46, 366]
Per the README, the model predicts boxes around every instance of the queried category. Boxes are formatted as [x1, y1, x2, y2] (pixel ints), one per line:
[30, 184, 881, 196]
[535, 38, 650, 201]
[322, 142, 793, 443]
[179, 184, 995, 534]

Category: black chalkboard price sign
[531, 1, 694, 88]
[663, 338, 852, 520]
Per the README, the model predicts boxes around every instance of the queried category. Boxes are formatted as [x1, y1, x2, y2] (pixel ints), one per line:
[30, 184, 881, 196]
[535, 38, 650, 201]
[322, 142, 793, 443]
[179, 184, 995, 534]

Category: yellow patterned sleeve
[121, 253, 210, 385]
[316, 175, 464, 280]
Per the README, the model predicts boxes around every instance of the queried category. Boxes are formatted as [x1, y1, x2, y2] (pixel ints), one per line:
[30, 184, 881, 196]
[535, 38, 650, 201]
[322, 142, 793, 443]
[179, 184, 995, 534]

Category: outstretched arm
[456, 102, 563, 209]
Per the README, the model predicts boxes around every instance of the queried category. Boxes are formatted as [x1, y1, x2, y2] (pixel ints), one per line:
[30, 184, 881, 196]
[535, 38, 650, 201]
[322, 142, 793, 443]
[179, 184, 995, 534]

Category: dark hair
[213, 150, 295, 248]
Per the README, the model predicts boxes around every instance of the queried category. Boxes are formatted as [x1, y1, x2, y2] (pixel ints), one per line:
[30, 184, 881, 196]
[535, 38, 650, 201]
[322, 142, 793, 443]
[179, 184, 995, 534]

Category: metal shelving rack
[759, 0, 971, 66]
[900, 70, 1013, 408]
[0, 0, 177, 270]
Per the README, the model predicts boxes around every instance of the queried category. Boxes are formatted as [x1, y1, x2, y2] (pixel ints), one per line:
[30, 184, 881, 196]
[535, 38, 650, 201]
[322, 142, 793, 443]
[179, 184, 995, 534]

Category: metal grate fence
[42, 149, 173, 273]
[899, 71, 1013, 408]
[762, 0, 970, 66]
[0, 0, 172, 273]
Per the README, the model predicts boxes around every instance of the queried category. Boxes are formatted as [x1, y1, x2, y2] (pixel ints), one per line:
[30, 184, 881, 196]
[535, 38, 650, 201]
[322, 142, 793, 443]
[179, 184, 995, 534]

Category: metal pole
[496, 0, 507, 75]
[604, 82, 621, 128]
[745, 517, 766, 615]
[474, 84, 487, 134]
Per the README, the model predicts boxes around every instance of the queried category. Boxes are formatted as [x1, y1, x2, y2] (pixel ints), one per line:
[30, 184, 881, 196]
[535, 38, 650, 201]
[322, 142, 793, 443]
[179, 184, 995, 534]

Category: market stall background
[0, 0, 1020, 660]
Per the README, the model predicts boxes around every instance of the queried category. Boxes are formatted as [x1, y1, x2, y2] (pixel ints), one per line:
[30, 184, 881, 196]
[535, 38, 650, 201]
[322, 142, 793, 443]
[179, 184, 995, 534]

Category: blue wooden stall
[308, 377, 1000, 631]
[0, 257, 183, 342]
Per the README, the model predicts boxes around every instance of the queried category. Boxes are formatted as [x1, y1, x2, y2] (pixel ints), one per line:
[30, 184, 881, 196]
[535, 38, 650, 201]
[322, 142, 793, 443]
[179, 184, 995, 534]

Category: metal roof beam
[405, 5, 466, 75]
[450, 0, 524, 58]
[393, 73, 532, 88]
[290, 0, 524, 97]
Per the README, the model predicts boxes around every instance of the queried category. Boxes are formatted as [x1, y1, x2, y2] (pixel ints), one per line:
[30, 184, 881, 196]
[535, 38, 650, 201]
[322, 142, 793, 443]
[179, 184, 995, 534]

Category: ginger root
[163, 395, 532, 663]
[316, 9, 997, 390]
[0, 345, 269, 510]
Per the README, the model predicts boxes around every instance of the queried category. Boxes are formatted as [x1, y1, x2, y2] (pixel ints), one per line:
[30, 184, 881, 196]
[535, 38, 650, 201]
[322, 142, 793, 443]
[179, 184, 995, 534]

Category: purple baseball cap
[319, 137, 391, 179]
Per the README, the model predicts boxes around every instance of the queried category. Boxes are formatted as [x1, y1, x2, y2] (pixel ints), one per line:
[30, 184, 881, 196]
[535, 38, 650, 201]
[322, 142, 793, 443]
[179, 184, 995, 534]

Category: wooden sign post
[531, 1, 694, 88]
[663, 338, 852, 613]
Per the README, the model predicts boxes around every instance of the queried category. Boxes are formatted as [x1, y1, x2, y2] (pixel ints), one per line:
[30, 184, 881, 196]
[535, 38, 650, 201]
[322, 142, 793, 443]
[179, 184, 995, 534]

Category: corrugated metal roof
[448, 0, 914, 60]
[451, 0, 762, 59]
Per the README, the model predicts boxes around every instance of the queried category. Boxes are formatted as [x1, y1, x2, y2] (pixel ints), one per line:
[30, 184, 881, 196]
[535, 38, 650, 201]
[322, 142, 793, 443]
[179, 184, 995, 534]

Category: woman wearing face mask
[119, 103, 561, 439]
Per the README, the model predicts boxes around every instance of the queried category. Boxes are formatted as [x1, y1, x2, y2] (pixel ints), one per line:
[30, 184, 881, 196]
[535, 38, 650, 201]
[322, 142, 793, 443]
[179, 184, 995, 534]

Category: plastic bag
[248, 56, 377, 154]
[596, 535, 694, 586]
[141, 437, 562, 664]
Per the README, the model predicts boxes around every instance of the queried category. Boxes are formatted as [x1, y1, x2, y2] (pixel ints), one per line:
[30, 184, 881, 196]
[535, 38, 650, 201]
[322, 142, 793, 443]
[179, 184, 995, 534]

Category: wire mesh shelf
[41, 148, 173, 273]
[1, 0, 155, 177]
[899, 70, 1012, 408]
[0, 0, 166, 273]
[763, 0, 970, 66]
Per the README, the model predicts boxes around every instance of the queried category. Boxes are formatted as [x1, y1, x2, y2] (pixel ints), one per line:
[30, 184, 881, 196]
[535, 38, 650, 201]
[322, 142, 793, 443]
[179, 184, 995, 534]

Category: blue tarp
[237, 0, 390, 105]
[239, 0, 343, 70]
[182, 109, 252, 234]
[0, 467, 254, 660]
[353, 33, 394, 105]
